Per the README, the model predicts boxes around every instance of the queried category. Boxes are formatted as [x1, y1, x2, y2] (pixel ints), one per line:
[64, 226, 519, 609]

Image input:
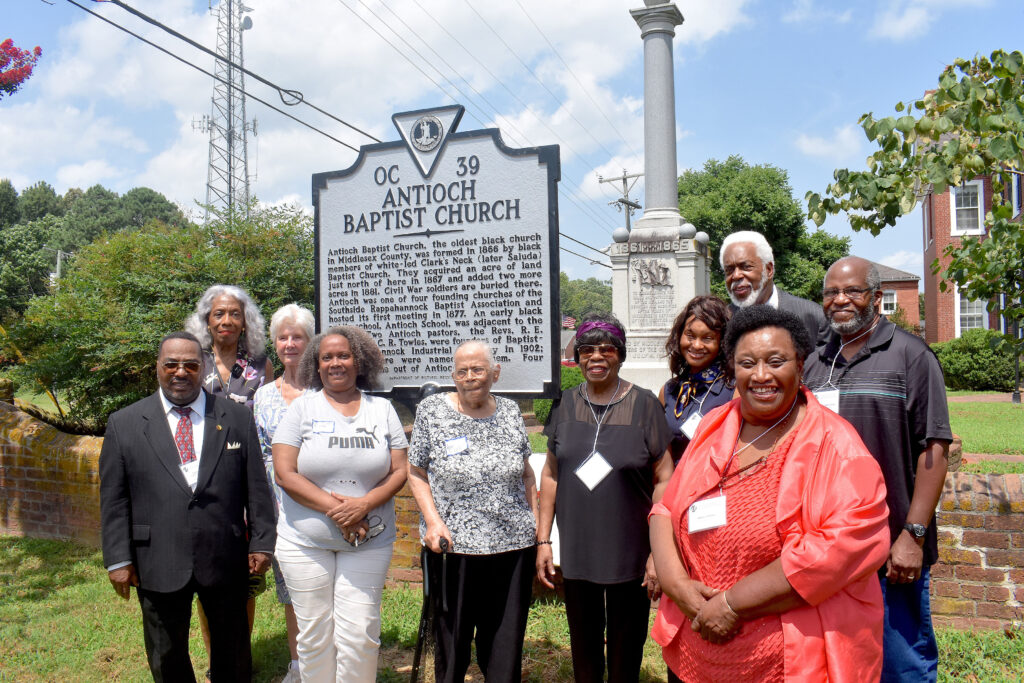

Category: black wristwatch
[903, 522, 927, 539]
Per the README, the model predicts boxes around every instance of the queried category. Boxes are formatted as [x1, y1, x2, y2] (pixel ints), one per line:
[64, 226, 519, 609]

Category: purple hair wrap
[575, 320, 625, 341]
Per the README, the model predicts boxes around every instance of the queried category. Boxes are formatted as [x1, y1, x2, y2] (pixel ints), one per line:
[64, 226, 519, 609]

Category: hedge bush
[532, 363, 585, 425]
[932, 329, 1015, 392]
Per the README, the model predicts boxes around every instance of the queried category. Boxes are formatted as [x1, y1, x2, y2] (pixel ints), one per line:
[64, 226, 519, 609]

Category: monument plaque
[313, 105, 561, 398]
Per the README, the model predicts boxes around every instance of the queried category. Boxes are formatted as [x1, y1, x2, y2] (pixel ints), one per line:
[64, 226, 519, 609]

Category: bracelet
[536, 539, 553, 545]
[722, 591, 738, 617]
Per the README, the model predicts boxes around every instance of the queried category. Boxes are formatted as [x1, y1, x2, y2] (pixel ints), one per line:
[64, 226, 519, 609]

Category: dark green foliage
[678, 155, 849, 300]
[7, 204, 314, 429]
[0, 178, 19, 228]
[888, 305, 921, 336]
[532, 363, 585, 426]
[559, 272, 612, 322]
[17, 180, 62, 222]
[933, 329, 1015, 392]
[0, 216, 57, 318]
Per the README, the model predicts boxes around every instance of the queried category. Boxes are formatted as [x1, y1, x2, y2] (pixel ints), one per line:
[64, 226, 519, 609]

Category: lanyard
[674, 375, 722, 420]
[716, 396, 798, 490]
[822, 320, 879, 389]
[582, 378, 621, 455]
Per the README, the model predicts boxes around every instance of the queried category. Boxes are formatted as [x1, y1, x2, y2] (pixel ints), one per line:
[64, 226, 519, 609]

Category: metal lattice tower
[194, 0, 256, 223]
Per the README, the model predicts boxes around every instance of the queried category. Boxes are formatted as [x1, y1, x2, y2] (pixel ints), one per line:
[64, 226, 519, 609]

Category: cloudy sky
[4, 0, 1020, 283]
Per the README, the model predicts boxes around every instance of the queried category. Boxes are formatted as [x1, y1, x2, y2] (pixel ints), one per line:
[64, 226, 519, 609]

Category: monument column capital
[630, 3, 684, 37]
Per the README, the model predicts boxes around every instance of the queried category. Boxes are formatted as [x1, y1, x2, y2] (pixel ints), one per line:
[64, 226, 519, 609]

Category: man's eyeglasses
[453, 366, 490, 380]
[577, 344, 619, 358]
[822, 287, 872, 301]
[161, 360, 202, 373]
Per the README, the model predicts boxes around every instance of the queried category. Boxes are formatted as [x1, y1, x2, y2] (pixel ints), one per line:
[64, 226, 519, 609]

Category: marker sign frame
[313, 105, 561, 400]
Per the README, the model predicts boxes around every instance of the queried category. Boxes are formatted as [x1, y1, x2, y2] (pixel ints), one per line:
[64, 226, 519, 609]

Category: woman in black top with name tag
[536, 312, 674, 683]
[660, 296, 733, 464]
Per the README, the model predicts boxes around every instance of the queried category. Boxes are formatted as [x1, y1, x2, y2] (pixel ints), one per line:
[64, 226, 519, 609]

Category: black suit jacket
[100, 390, 276, 593]
[776, 287, 830, 347]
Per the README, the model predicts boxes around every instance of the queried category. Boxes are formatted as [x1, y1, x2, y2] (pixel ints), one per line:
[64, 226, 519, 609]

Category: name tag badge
[444, 435, 469, 456]
[688, 494, 727, 533]
[814, 388, 840, 413]
[312, 420, 335, 434]
[180, 459, 200, 490]
[575, 450, 613, 491]
[681, 411, 703, 439]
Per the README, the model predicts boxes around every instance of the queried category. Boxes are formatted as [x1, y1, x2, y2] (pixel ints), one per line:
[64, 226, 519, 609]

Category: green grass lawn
[949, 402, 1024, 455]
[528, 431, 548, 454]
[3, 536, 1022, 681]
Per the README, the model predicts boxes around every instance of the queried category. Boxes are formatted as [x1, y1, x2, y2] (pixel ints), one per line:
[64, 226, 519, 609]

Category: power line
[560, 246, 611, 269]
[511, 0, 641, 160]
[65, 0, 363, 152]
[100, 0, 381, 143]
[559, 232, 609, 259]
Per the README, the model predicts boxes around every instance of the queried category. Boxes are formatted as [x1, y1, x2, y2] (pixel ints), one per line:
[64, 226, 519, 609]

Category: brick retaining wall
[2, 400, 1022, 629]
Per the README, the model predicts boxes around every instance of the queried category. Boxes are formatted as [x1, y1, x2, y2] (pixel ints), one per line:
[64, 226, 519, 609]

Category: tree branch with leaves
[0, 39, 42, 100]
[807, 49, 1024, 354]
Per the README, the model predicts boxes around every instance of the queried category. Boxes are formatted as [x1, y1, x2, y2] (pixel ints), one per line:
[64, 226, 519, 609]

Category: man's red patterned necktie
[173, 406, 197, 464]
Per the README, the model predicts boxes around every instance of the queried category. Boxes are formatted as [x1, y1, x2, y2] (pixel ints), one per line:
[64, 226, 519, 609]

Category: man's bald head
[823, 256, 883, 339]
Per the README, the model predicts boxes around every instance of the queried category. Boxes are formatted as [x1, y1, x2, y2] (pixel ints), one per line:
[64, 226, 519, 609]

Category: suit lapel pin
[216, 424, 222, 431]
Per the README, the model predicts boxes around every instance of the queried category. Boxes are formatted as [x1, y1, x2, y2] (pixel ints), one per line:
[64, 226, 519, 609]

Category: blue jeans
[879, 566, 938, 683]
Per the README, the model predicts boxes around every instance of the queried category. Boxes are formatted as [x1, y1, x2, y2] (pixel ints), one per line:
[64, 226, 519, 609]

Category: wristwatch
[903, 522, 927, 539]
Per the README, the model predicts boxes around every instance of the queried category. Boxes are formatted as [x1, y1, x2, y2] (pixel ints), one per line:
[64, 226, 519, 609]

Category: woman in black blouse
[536, 312, 675, 683]
[660, 296, 733, 463]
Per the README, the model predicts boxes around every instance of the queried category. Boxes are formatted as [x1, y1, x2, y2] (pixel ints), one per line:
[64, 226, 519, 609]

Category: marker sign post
[313, 105, 561, 399]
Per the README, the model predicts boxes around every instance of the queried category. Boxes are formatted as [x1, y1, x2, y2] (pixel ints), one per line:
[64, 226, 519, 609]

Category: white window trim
[881, 290, 898, 315]
[922, 195, 933, 247]
[949, 179, 985, 236]
[1012, 173, 1022, 217]
[954, 283, 988, 337]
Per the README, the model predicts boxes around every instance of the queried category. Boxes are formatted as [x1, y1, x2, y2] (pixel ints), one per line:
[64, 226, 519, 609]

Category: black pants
[137, 577, 250, 683]
[562, 577, 650, 683]
[425, 545, 536, 683]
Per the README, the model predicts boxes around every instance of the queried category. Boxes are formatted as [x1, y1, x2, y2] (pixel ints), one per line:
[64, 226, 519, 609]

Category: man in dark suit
[719, 230, 829, 345]
[100, 331, 276, 682]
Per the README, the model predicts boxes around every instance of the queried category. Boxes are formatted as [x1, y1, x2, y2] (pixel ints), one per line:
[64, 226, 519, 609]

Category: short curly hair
[184, 284, 267, 357]
[665, 295, 731, 379]
[298, 326, 385, 391]
[573, 311, 627, 363]
[722, 305, 813, 376]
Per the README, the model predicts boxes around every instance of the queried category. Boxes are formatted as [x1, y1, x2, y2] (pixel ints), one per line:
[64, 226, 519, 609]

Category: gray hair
[184, 284, 267, 357]
[454, 340, 496, 367]
[269, 303, 315, 342]
[719, 231, 775, 270]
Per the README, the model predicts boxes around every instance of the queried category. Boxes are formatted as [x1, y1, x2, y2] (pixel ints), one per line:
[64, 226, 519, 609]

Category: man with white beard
[718, 231, 829, 345]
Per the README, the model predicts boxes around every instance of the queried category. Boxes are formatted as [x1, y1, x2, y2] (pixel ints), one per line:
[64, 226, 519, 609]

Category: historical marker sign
[313, 105, 561, 397]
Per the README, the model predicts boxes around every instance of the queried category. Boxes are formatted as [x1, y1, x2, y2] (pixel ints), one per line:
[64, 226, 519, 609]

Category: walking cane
[410, 537, 448, 683]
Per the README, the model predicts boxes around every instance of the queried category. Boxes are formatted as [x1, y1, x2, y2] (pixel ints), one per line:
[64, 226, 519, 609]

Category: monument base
[618, 359, 670, 395]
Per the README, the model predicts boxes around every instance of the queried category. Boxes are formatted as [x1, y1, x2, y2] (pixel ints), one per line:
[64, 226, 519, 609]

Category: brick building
[921, 171, 1024, 344]
[874, 262, 920, 332]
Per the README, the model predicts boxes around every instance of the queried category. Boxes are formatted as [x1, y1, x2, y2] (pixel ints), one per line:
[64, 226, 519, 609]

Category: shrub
[932, 329, 1015, 392]
[533, 363, 585, 425]
[6, 204, 314, 430]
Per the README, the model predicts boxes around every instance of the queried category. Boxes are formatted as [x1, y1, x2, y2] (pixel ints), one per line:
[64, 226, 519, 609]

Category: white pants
[276, 536, 393, 683]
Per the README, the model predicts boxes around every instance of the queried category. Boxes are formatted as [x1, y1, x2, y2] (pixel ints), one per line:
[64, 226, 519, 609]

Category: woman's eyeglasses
[453, 366, 490, 380]
[577, 344, 619, 358]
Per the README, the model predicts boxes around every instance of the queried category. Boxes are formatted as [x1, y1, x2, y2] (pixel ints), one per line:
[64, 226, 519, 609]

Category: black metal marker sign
[313, 105, 561, 397]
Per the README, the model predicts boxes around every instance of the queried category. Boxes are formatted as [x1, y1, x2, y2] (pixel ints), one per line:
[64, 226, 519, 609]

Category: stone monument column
[611, 1, 711, 392]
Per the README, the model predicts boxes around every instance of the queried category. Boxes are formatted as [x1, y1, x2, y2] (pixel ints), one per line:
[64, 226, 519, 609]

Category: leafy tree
[559, 272, 612, 321]
[7, 203, 313, 428]
[17, 180, 62, 222]
[807, 49, 1024, 354]
[679, 155, 849, 300]
[0, 39, 41, 100]
[60, 187, 84, 215]
[0, 179, 18, 228]
[121, 187, 185, 229]
[0, 217, 56, 319]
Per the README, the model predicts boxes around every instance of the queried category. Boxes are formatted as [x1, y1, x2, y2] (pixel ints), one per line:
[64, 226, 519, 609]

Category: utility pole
[193, 0, 257, 223]
[599, 170, 643, 233]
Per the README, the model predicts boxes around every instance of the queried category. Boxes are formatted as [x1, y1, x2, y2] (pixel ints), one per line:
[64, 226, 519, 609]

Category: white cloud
[676, 0, 754, 45]
[869, 0, 992, 41]
[56, 160, 121, 189]
[795, 124, 864, 162]
[782, 0, 852, 24]
[879, 250, 923, 276]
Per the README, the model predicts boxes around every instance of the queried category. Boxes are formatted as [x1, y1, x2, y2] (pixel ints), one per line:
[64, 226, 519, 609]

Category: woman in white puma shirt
[273, 326, 408, 683]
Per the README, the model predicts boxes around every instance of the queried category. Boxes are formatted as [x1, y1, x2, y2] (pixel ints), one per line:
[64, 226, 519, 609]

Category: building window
[922, 195, 933, 246]
[1014, 173, 1023, 217]
[950, 179, 984, 235]
[957, 288, 988, 335]
[881, 290, 897, 315]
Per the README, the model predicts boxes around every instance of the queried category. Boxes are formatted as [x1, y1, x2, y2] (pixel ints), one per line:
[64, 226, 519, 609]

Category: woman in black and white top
[408, 340, 538, 683]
